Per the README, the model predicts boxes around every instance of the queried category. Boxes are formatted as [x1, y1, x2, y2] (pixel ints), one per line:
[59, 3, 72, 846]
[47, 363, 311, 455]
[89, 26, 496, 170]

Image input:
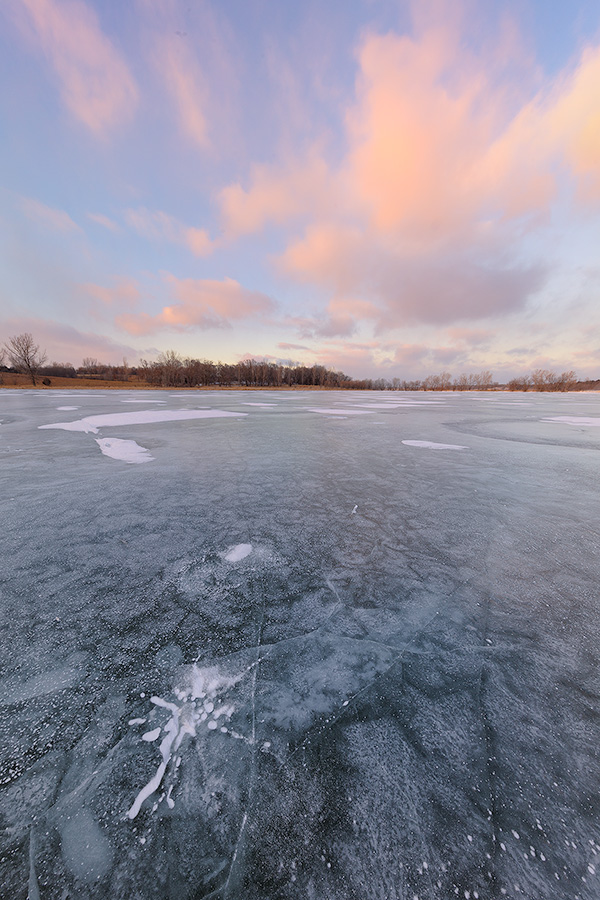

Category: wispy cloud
[83, 277, 141, 308]
[277, 342, 312, 351]
[12, 0, 137, 135]
[21, 196, 81, 232]
[87, 211, 121, 232]
[124, 207, 214, 256]
[158, 35, 209, 147]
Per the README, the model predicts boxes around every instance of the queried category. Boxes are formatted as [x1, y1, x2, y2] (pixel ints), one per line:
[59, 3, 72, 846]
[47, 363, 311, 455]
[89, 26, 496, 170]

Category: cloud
[139, 0, 239, 152]
[124, 207, 214, 256]
[219, 155, 333, 239]
[12, 0, 137, 135]
[82, 277, 141, 308]
[216, 10, 600, 330]
[21, 197, 80, 232]
[158, 35, 209, 147]
[278, 342, 312, 351]
[446, 327, 494, 346]
[116, 274, 275, 335]
[0, 316, 138, 364]
[281, 223, 548, 326]
[87, 212, 121, 232]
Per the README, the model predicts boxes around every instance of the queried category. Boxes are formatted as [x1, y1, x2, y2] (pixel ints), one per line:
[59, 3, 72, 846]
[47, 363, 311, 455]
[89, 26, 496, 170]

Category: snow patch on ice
[307, 408, 374, 416]
[95, 437, 154, 464]
[223, 543, 253, 562]
[39, 408, 246, 434]
[56, 406, 79, 411]
[402, 440, 467, 450]
[542, 416, 600, 427]
[242, 402, 277, 407]
[127, 662, 247, 819]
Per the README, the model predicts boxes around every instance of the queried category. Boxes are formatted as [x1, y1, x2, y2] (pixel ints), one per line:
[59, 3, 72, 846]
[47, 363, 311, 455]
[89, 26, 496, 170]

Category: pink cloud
[116, 274, 275, 335]
[446, 327, 494, 346]
[82, 278, 141, 308]
[158, 35, 209, 147]
[124, 207, 214, 256]
[21, 196, 80, 232]
[217, 10, 600, 330]
[219, 155, 332, 239]
[87, 212, 120, 232]
[141, 0, 239, 152]
[13, 0, 137, 135]
[277, 342, 312, 351]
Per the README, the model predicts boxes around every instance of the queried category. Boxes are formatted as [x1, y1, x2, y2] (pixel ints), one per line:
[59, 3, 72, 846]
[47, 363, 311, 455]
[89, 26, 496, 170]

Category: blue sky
[1, 0, 599, 379]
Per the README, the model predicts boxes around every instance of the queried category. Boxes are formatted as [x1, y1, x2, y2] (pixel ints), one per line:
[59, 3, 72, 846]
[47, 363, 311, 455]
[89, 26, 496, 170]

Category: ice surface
[2, 388, 600, 899]
[95, 437, 154, 464]
[60, 808, 113, 883]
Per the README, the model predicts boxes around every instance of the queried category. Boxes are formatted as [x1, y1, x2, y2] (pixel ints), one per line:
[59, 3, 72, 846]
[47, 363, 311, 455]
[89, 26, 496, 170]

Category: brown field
[0, 373, 329, 391]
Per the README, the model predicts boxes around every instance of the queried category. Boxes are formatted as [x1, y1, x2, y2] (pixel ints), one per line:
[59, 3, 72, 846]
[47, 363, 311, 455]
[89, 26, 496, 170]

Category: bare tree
[3, 333, 47, 385]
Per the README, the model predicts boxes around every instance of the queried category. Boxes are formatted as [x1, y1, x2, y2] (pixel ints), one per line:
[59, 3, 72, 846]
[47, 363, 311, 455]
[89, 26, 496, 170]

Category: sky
[1, 0, 599, 381]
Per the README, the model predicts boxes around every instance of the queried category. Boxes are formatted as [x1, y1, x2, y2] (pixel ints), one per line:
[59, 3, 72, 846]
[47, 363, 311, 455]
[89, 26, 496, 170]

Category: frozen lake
[1, 388, 599, 899]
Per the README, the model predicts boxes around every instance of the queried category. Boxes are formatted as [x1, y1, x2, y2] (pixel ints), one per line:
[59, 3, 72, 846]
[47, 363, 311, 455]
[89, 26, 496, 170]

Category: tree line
[1, 333, 597, 391]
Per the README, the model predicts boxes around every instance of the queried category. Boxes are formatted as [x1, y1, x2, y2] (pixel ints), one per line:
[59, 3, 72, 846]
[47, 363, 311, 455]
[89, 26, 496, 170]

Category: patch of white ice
[402, 440, 467, 450]
[223, 543, 253, 562]
[39, 408, 246, 434]
[307, 408, 373, 416]
[56, 406, 79, 411]
[242, 402, 277, 407]
[343, 402, 443, 409]
[542, 416, 600, 427]
[127, 663, 245, 819]
[95, 437, 154, 464]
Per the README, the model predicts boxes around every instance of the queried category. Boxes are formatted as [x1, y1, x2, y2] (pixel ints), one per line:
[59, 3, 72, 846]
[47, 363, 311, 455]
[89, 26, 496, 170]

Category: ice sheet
[3, 388, 600, 900]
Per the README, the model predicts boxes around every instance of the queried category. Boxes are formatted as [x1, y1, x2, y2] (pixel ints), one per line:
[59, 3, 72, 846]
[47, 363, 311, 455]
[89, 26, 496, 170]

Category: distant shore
[2, 374, 599, 393]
